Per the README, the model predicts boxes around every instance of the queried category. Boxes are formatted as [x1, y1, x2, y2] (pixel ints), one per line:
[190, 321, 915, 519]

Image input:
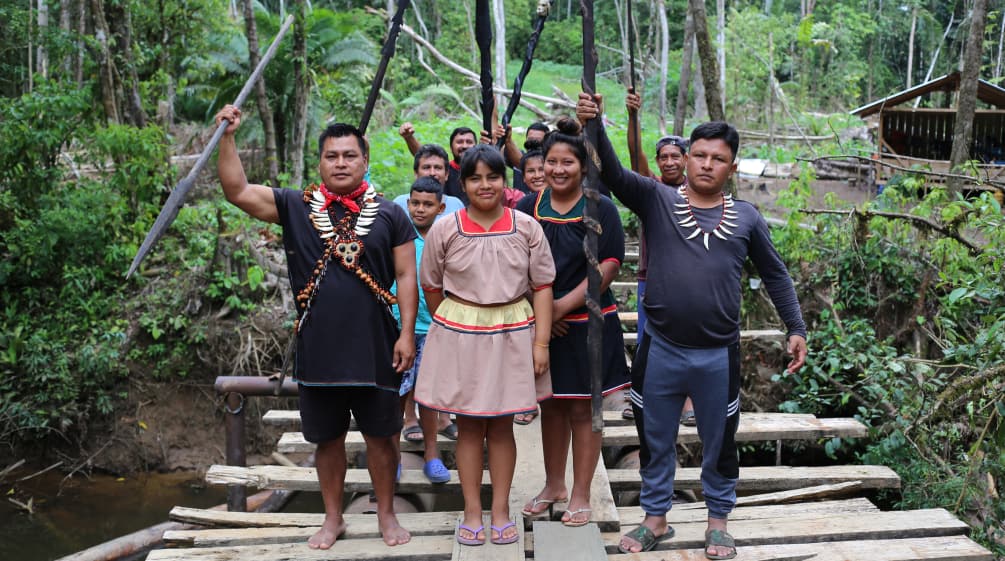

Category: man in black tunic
[215, 105, 418, 549]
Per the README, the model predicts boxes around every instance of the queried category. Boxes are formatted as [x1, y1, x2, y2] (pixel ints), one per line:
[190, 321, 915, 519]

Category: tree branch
[799, 207, 983, 255]
[799, 155, 1005, 191]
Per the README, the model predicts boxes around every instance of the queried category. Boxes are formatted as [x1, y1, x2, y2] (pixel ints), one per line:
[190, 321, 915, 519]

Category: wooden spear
[358, 0, 412, 135]
[476, 0, 494, 136]
[126, 15, 295, 279]
[580, 0, 605, 433]
[496, 0, 553, 149]
[626, 0, 642, 172]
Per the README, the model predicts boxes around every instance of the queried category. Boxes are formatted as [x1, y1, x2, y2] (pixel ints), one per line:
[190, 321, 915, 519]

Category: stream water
[0, 469, 227, 561]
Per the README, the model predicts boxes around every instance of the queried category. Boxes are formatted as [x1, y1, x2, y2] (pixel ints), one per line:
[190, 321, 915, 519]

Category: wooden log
[274, 414, 866, 454]
[604, 536, 993, 561]
[205, 464, 900, 493]
[147, 534, 456, 560]
[601, 509, 970, 553]
[164, 511, 458, 547]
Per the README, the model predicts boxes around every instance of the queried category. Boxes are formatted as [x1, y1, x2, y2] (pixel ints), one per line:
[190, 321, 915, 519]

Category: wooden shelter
[851, 72, 1005, 183]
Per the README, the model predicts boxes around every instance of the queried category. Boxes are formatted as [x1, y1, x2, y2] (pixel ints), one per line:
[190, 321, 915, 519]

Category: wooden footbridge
[145, 276, 992, 561]
[148, 403, 992, 561]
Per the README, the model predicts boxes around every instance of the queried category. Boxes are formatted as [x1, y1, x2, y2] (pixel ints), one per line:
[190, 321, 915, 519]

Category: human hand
[576, 92, 603, 124]
[532, 344, 550, 378]
[215, 105, 242, 135]
[398, 122, 415, 138]
[392, 333, 415, 373]
[786, 334, 807, 373]
[550, 320, 569, 338]
[625, 89, 642, 113]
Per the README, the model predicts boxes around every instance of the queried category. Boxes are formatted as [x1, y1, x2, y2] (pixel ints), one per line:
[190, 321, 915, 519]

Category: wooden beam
[618, 497, 878, 526]
[204, 464, 900, 493]
[275, 414, 866, 454]
[147, 534, 455, 560]
[605, 536, 993, 561]
[622, 329, 786, 344]
[601, 509, 970, 553]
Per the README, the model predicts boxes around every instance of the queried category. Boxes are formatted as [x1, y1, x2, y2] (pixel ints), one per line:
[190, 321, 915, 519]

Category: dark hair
[519, 147, 544, 174]
[459, 144, 508, 183]
[541, 117, 588, 168]
[409, 175, 444, 201]
[527, 122, 550, 134]
[412, 144, 449, 172]
[689, 121, 740, 160]
[318, 123, 368, 158]
[655, 135, 689, 158]
[449, 127, 477, 145]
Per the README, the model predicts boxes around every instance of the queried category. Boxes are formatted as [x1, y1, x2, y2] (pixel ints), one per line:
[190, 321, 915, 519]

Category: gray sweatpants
[632, 329, 740, 519]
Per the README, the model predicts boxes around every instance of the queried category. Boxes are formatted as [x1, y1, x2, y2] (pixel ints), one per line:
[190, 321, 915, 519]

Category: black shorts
[298, 385, 403, 443]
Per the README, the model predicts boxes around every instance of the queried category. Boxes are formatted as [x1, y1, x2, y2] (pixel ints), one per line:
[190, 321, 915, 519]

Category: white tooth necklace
[673, 186, 738, 251]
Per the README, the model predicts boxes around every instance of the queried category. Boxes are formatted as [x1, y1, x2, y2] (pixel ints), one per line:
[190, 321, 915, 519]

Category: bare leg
[362, 433, 411, 546]
[309, 437, 349, 549]
[523, 399, 569, 515]
[418, 404, 441, 462]
[563, 399, 600, 525]
[455, 416, 487, 543]
[486, 416, 518, 542]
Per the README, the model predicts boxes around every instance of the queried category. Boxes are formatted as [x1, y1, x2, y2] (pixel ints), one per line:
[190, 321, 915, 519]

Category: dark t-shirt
[594, 126, 806, 348]
[445, 162, 468, 205]
[274, 188, 416, 389]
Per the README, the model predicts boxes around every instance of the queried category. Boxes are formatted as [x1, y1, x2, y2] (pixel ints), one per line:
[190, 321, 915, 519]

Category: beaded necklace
[293, 183, 395, 334]
[674, 185, 739, 251]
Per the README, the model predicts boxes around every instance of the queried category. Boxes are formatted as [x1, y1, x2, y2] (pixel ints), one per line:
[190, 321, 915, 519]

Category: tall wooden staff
[476, 0, 494, 137]
[626, 0, 642, 172]
[358, 0, 412, 134]
[496, 0, 553, 149]
[580, 0, 605, 433]
[126, 15, 295, 279]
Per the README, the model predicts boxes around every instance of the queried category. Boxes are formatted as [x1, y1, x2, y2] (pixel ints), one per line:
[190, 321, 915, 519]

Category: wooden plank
[507, 415, 619, 533]
[164, 511, 459, 546]
[531, 521, 606, 561]
[600, 509, 970, 553]
[605, 536, 994, 561]
[451, 514, 523, 561]
[733, 481, 864, 506]
[616, 497, 879, 526]
[147, 534, 455, 560]
[206, 464, 900, 493]
[276, 413, 863, 454]
[606, 465, 901, 491]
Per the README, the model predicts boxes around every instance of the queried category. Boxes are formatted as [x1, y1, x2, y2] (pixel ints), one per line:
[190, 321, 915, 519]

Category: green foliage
[770, 176, 1005, 554]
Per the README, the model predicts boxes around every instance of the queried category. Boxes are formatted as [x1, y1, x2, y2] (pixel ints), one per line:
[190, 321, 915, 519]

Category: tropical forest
[0, 0, 1003, 560]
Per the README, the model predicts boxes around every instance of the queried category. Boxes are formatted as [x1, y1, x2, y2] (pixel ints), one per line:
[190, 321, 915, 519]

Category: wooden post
[225, 392, 247, 512]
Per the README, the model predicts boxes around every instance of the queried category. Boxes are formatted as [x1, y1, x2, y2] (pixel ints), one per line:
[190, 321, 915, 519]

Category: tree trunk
[716, 0, 725, 113]
[997, 7, 1005, 78]
[118, 2, 148, 127]
[693, 37, 708, 121]
[243, 0, 280, 187]
[906, 5, 917, 89]
[90, 0, 120, 123]
[37, 0, 49, 80]
[949, 0, 988, 192]
[77, 0, 86, 86]
[60, 0, 72, 77]
[688, 0, 725, 121]
[657, 0, 669, 135]
[290, 0, 309, 189]
[673, 8, 695, 136]
[492, 0, 506, 110]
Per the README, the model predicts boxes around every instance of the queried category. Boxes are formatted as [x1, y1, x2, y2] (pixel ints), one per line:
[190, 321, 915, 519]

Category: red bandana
[319, 181, 368, 213]
[449, 160, 461, 172]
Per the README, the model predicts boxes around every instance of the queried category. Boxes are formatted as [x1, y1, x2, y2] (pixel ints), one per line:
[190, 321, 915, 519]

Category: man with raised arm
[215, 105, 418, 550]
[577, 93, 808, 560]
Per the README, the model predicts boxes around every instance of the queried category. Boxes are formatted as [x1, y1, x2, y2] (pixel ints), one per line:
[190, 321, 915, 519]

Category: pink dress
[414, 208, 556, 417]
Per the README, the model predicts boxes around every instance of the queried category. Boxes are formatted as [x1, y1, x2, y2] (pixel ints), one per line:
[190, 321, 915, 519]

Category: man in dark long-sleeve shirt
[578, 93, 807, 559]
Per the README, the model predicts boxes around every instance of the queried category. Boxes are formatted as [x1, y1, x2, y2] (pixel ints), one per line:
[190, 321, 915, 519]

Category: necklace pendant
[702, 232, 710, 251]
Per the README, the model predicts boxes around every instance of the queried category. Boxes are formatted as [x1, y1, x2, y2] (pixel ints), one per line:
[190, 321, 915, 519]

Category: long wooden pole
[496, 0, 553, 149]
[580, 0, 605, 433]
[626, 0, 640, 172]
[126, 15, 295, 279]
[476, 0, 494, 136]
[358, 0, 411, 134]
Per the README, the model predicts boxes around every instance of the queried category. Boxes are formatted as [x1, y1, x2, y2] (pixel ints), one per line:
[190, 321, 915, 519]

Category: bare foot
[307, 515, 346, 549]
[379, 512, 411, 546]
